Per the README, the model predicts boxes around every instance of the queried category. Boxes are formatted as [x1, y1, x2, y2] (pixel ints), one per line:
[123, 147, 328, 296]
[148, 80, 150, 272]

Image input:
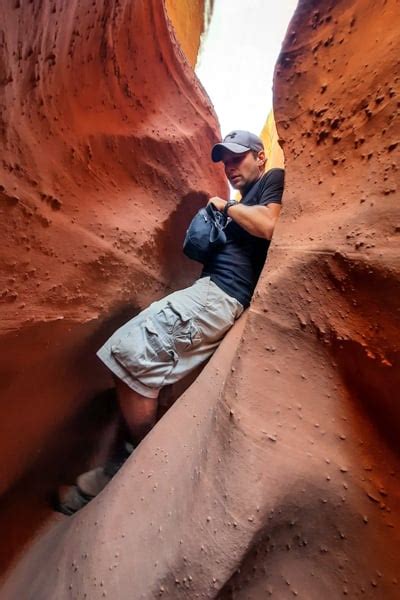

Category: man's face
[221, 149, 263, 192]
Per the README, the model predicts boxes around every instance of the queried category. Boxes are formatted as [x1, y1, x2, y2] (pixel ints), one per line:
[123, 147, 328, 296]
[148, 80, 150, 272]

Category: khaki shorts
[96, 277, 243, 398]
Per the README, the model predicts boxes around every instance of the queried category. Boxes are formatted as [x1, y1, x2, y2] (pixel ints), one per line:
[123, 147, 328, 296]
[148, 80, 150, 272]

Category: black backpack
[183, 203, 228, 263]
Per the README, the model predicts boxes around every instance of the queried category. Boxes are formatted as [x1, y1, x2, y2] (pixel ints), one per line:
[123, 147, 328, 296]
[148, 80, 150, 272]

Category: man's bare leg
[56, 379, 159, 514]
[114, 377, 159, 446]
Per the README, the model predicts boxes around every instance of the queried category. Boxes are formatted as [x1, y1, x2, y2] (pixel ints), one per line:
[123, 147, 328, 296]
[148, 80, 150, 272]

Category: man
[58, 130, 284, 514]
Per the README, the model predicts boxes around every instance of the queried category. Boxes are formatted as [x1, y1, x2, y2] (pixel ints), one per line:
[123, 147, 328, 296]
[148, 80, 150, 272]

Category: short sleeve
[258, 168, 285, 206]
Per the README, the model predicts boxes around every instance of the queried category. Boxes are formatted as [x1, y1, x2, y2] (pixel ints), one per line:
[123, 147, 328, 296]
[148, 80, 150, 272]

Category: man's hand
[207, 195, 281, 240]
[207, 196, 228, 212]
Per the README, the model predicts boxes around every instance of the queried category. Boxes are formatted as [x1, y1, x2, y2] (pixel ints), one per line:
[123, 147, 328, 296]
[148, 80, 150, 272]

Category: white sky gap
[196, 0, 298, 137]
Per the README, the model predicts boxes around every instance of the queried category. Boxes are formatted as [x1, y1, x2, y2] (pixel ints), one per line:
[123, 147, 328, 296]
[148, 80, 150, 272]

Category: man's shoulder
[242, 168, 285, 205]
[254, 168, 285, 206]
[261, 168, 285, 186]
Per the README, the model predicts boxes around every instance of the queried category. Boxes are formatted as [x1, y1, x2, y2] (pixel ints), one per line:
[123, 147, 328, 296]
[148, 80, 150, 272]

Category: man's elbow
[263, 219, 278, 240]
[260, 205, 281, 240]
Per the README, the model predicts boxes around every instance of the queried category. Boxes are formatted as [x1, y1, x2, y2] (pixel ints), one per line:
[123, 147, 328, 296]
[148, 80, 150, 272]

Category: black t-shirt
[201, 168, 284, 308]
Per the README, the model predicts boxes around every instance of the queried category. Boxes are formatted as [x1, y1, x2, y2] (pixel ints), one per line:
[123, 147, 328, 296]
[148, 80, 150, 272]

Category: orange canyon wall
[1, 0, 400, 598]
[165, 0, 211, 68]
[219, 0, 400, 595]
[260, 110, 285, 170]
[0, 0, 222, 574]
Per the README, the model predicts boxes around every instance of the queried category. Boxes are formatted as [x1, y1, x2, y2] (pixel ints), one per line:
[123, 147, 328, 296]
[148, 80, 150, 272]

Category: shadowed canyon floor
[1, 0, 400, 598]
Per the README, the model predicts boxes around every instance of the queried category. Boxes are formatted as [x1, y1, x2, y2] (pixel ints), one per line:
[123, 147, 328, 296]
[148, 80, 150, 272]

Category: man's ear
[257, 150, 266, 168]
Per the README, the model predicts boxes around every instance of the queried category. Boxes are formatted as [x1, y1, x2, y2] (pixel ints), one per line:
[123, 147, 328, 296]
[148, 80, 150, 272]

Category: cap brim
[211, 142, 250, 162]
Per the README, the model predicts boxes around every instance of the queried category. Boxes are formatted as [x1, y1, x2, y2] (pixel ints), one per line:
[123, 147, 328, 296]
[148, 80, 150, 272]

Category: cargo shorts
[96, 276, 244, 398]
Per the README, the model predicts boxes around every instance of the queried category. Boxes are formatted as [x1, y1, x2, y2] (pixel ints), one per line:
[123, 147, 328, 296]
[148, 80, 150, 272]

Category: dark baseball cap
[211, 130, 264, 162]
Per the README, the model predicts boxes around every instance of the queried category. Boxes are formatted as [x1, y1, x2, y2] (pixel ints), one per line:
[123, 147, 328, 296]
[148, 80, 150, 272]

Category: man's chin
[229, 179, 241, 190]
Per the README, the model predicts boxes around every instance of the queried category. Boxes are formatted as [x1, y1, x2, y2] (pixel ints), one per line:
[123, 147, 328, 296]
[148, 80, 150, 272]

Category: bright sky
[196, 0, 298, 137]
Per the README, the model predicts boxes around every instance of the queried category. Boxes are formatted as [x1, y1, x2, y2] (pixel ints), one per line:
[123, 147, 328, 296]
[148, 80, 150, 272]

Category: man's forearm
[227, 202, 279, 240]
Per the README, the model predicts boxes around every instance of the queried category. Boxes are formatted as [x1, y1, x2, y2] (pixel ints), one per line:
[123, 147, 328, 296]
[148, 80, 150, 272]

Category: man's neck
[240, 171, 264, 196]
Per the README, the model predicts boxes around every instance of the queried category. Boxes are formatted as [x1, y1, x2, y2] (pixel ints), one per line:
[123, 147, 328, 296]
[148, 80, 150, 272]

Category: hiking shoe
[55, 482, 96, 516]
[55, 442, 134, 516]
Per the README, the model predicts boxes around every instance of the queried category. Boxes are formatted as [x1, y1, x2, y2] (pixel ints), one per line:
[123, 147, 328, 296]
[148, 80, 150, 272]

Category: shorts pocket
[156, 301, 201, 354]
[110, 316, 177, 382]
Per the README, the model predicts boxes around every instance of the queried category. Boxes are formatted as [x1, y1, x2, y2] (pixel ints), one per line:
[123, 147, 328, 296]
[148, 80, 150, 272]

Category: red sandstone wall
[0, 0, 224, 572]
[165, 0, 209, 68]
[219, 0, 400, 595]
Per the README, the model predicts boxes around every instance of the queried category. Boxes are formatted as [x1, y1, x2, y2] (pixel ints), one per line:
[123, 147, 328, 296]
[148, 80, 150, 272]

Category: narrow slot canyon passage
[0, 1, 399, 598]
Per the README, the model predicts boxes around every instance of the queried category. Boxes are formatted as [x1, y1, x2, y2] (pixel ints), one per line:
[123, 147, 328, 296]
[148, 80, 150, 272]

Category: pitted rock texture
[0, 0, 224, 575]
[1, 0, 400, 598]
[220, 0, 400, 596]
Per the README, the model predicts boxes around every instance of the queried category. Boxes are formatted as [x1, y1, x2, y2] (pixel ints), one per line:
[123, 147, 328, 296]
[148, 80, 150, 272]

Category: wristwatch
[223, 200, 237, 217]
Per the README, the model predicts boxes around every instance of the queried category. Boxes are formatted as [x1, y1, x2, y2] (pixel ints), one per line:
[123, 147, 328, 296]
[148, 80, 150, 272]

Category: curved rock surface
[0, 0, 224, 576]
[221, 0, 400, 595]
[1, 0, 400, 598]
[165, 0, 211, 68]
